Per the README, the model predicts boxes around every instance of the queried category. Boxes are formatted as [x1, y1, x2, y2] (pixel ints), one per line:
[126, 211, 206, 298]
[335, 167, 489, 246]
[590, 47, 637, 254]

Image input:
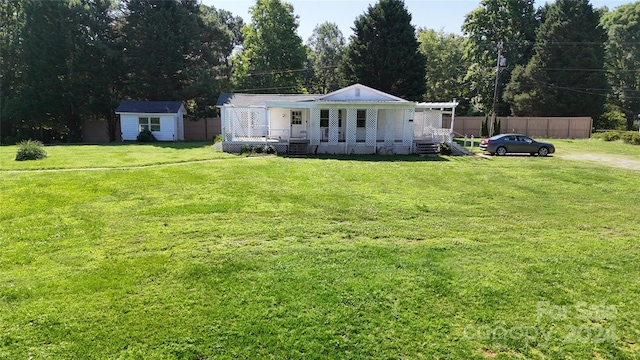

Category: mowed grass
[0, 142, 233, 170]
[1, 142, 639, 359]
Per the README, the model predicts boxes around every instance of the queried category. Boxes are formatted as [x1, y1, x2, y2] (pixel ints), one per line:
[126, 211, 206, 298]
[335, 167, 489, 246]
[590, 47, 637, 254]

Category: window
[320, 110, 329, 127]
[291, 111, 302, 125]
[320, 110, 343, 127]
[139, 117, 160, 132]
[357, 110, 366, 128]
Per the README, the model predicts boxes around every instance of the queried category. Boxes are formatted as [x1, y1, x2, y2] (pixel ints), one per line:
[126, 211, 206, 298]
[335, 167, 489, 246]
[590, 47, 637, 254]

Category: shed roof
[116, 100, 185, 114]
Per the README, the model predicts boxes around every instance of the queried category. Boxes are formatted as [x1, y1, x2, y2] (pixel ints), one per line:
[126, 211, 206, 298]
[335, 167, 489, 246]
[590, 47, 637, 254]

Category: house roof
[216, 84, 414, 108]
[316, 83, 409, 102]
[115, 100, 185, 114]
[216, 93, 319, 107]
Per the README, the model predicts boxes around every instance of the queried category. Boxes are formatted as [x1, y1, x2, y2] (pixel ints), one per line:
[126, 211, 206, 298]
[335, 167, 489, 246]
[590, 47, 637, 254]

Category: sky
[203, 0, 631, 42]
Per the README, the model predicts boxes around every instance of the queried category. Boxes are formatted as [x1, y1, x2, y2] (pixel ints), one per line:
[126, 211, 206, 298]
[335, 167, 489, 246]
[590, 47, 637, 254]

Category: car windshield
[489, 135, 502, 140]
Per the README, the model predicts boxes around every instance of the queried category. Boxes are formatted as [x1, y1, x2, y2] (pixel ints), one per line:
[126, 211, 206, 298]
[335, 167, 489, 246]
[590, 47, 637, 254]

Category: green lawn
[0, 142, 233, 170]
[1, 141, 639, 359]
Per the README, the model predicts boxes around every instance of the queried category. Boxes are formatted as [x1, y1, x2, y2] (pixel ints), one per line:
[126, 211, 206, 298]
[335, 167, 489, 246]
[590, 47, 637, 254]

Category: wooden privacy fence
[183, 117, 221, 141]
[82, 117, 221, 142]
[443, 116, 593, 138]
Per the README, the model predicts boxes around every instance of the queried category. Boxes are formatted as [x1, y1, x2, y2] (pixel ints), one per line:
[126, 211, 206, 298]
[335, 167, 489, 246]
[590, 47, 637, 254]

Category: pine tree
[20, 0, 109, 142]
[504, 0, 608, 119]
[233, 0, 306, 93]
[341, 0, 426, 101]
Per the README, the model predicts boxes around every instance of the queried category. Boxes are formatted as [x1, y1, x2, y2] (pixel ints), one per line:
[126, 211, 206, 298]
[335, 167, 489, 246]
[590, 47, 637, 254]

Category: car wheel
[496, 146, 507, 156]
[538, 147, 549, 157]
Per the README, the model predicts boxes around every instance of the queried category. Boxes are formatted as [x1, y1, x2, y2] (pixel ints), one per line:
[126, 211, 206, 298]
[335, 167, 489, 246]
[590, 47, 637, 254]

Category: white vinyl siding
[120, 114, 179, 141]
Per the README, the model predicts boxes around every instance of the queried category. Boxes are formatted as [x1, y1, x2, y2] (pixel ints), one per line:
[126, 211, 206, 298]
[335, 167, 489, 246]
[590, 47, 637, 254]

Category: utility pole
[489, 41, 504, 137]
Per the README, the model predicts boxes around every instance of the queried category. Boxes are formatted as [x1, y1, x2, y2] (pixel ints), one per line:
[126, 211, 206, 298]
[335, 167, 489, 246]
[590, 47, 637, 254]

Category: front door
[290, 110, 306, 138]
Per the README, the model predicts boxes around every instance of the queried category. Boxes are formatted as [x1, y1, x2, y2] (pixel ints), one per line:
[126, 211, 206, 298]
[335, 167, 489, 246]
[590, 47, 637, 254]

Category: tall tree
[462, 0, 537, 115]
[0, 0, 25, 142]
[504, 0, 608, 121]
[417, 29, 470, 111]
[19, 0, 116, 142]
[601, 2, 640, 130]
[341, 0, 426, 101]
[233, 0, 306, 93]
[122, 0, 233, 118]
[307, 22, 345, 94]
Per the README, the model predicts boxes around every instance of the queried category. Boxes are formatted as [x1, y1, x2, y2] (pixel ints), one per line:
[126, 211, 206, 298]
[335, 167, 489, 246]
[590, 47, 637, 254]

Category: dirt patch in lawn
[562, 154, 640, 170]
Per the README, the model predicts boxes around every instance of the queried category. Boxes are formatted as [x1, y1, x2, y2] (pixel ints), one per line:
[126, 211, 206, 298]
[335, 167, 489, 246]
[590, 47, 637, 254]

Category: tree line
[1, 0, 639, 143]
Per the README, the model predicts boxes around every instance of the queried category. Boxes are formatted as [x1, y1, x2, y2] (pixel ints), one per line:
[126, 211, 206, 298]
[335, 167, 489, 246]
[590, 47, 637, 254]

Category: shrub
[240, 144, 250, 154]
[265, 145, 277, 155]
[213, 134, 223, 144]
[481, 116, 489, 137]
[137, 129, 157, 142]
[592, 131, 640, 145]
[592, 132, 620, 141]
[252, 145, 264, 154]
[439, 143, 452, 155]
[15, 140, 47, 161]
[492, 117, 501, 136]
[621, 132, 640, 145]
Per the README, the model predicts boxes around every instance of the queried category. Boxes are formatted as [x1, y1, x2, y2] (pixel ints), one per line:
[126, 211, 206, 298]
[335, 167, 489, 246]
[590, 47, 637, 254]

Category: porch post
[309, 108, 321, 145]
[346, 108, 357, 152]
[329, 108, 339, 145]
[403, 107, 414, 146]
[365, 108, 377, 147]
[450, 99, 456, 132]
[384, 109, 394, 146]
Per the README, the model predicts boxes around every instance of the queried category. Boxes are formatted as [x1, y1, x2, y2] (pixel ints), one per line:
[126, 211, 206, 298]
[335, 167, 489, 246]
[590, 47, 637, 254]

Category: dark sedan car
[479, 134, 555, 156]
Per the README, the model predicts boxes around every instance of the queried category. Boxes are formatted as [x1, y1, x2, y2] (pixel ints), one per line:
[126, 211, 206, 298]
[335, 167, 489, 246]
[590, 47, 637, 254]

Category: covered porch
[217, 84, 458, 155]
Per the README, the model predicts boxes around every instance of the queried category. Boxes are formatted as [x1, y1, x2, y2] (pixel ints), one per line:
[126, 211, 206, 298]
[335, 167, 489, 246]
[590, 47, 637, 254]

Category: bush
[592, 132, 620, 141]
[481, 116, 489, 137]
[213, 134, 223, 144]
[621, 132, 640, 145]
[15, 140, 47, 161]
[492, 117, 501, 136]
[265, 145, 277, 155]
[592, 131, 640, 145]
[136, 129, 157, 142]
[439, 143, 452, 155]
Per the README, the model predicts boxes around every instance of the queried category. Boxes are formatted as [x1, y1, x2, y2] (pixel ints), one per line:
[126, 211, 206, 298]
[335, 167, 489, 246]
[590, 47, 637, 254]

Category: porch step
[414, 141, 439, 155]
[288, 140, 309, 157]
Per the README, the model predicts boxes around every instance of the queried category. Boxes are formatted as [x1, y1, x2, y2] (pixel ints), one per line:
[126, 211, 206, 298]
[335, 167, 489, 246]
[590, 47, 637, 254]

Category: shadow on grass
[285, 154, 452, 162]
[44, 141, 214, 149]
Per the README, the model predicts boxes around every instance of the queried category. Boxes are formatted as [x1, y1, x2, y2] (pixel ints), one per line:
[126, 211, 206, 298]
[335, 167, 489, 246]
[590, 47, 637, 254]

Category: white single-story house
[115, 100, 186, 141]
[216, 84, 458, 155]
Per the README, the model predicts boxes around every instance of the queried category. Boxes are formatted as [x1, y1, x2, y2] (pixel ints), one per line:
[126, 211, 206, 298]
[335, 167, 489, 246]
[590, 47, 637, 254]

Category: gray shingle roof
[115, 100, 184, 114]
[216, 93, 320, 107]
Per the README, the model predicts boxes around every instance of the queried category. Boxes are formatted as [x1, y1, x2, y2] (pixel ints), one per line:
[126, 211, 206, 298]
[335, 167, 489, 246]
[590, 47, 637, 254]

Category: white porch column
[450, 99, 456, 132]
[403, 108, 415, 146]
[329, 108, 339, 145]
[365, 108, 378, 146]
[346, 108, 357, 146]
[309, 108, 321, 145]
[383, 110, 394, 146]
